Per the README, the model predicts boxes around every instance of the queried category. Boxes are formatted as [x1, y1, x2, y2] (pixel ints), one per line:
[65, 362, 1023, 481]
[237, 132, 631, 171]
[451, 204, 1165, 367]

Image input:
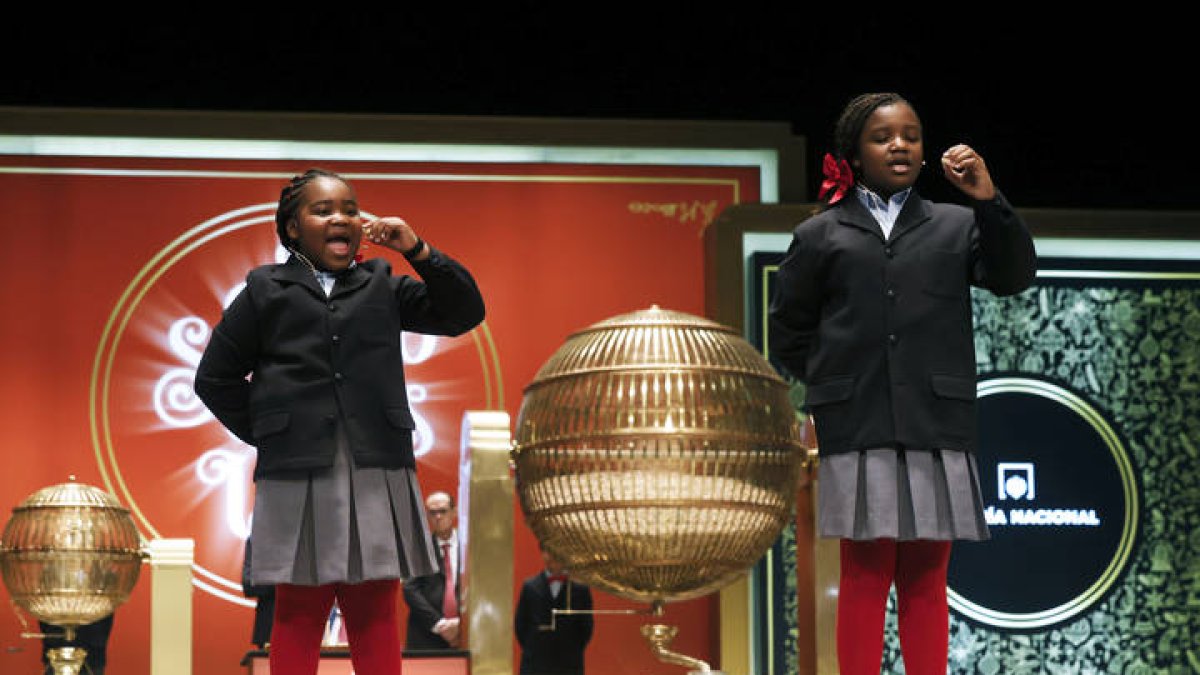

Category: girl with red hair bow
[770, 93, 1036, 674]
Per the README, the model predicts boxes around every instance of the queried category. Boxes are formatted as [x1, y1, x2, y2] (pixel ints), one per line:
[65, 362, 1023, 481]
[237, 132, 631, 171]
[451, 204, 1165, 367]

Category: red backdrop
[0, 150, 760, 674]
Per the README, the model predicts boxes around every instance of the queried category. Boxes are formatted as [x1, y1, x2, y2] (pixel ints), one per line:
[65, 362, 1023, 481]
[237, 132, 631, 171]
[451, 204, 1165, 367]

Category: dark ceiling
[3, 12, 1185, 211]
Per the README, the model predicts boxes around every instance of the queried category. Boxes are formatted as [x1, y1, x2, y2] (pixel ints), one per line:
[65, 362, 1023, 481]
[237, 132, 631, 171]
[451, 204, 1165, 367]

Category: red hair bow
[818, 153, 854, 205]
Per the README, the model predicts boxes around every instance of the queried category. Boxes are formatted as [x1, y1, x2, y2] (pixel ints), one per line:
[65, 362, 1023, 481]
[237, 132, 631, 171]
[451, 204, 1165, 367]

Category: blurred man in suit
[403, 491, 460, 650]
[514, 548, 593, 674]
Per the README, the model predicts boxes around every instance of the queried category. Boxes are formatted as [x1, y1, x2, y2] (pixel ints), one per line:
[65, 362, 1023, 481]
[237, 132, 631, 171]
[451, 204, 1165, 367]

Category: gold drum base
[46, 646, 87, 675]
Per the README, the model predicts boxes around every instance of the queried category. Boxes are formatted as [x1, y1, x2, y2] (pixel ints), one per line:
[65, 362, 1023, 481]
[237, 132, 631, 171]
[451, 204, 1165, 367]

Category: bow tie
[547, 574, 567, 583]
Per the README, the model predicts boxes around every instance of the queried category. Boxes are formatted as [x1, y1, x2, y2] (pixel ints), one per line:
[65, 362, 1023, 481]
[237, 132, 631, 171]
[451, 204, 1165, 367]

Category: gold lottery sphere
[0, 479, 144, 632]
[513, 306, 806, 605]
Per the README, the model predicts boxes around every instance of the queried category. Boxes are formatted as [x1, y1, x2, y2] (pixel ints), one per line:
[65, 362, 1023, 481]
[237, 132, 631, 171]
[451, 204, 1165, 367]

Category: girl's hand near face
[361, 217, 430, 260]
[941, 144, 996, 201]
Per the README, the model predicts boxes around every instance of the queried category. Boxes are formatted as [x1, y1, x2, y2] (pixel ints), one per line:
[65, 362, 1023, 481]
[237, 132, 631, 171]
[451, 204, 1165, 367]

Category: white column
[147, 538, 193, 675]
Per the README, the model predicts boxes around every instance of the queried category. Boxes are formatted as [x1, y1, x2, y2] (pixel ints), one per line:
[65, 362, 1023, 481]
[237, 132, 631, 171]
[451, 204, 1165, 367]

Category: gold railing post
[810, 482, 839, 674]
[459, 411, 514, 675]
[718, 577, 751, 675]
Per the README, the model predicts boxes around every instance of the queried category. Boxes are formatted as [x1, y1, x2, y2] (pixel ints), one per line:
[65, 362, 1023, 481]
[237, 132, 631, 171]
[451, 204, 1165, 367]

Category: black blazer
[514, 573, 593, 675]
[403, 537, 458, 650]
[195, 248, 484, 479]
[769, 191, 1035, 455]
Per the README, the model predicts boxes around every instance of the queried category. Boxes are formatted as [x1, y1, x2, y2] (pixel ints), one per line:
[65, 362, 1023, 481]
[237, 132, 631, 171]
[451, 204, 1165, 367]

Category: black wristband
[402, 237, 425, 261]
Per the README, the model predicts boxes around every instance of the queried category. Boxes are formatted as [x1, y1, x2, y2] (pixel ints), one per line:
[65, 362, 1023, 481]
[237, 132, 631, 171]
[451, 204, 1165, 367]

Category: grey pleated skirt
[818, 447, 990, 541]
[248, 428, 440, 586]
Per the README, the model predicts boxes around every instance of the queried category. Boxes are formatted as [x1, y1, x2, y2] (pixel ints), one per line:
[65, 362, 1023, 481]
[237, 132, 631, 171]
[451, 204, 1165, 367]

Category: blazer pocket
[920, 249, 968, 298]
[805, 375, 856, 406]
[930, 374, 976, 401]
[385, 407, 416, 429]
[252, 411, 290, 439]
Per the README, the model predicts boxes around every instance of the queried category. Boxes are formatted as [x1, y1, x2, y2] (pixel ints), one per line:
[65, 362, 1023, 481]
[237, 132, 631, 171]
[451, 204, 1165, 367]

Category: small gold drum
[0, 479, 144, 673]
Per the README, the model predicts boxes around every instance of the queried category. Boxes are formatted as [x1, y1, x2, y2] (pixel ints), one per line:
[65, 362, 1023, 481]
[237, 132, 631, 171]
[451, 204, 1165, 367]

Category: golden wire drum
[0, 480, 144, 629]
[512, 306, 806, 604]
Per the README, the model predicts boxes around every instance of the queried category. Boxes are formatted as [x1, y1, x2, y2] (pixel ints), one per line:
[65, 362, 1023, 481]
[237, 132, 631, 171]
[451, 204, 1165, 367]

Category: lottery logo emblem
[948, 376, 1138, 629]
[997, 463, 1036, 501]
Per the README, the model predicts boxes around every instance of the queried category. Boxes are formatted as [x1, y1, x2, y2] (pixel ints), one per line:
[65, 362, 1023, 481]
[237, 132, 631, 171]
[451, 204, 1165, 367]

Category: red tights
[271, 579, 403, 675]
[837, 539, 951, 675]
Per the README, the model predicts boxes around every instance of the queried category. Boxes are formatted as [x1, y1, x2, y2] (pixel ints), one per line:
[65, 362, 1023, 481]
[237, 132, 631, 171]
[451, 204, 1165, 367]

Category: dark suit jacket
[769, 191, 1035, 455]
[514, 573, 593, 675]
[195, 248, 484, 480]
[403, 536, 458, 650]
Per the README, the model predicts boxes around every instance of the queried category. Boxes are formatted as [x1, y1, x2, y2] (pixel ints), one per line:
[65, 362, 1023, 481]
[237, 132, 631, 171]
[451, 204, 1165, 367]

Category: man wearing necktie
[403, 491, 461, 650]
[514, 548, 594, 674]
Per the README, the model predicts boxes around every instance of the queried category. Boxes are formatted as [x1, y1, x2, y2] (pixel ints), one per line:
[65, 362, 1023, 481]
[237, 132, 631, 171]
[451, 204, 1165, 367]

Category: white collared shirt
[310, 260, 357, 296]
[312, 269, 339, 296]
[855, 185, 911, 240]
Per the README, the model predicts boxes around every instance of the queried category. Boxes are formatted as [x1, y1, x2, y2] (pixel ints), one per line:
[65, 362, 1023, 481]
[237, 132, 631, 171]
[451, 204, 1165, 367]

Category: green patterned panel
[879, 273, 1200, 674]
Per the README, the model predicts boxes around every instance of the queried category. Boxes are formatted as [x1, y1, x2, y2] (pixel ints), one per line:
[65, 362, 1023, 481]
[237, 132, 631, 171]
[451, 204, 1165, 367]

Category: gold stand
[31, 626, 85, 675]
[640, 624, 725, 674]
[45, 646, 87, 675]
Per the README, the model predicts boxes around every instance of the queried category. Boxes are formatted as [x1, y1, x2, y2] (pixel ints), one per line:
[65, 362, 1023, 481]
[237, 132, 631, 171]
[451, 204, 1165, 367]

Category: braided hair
[274, 168, 348, 247]
[832, 92, 913, 167]
[814, 92, 915, 213]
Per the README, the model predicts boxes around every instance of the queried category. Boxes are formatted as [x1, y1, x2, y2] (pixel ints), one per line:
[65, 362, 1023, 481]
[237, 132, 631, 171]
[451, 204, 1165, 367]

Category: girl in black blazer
[196, 168, 485, 675]
[770, 93, 1035, 675]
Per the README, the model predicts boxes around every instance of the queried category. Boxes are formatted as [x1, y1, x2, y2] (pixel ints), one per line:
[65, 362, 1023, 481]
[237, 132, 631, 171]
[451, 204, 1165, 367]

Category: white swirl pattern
[153, 317, 214, 428]
[407, 383, 434, 457]
[153, 366, 213, 428]
[195, 447, 253, 540]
